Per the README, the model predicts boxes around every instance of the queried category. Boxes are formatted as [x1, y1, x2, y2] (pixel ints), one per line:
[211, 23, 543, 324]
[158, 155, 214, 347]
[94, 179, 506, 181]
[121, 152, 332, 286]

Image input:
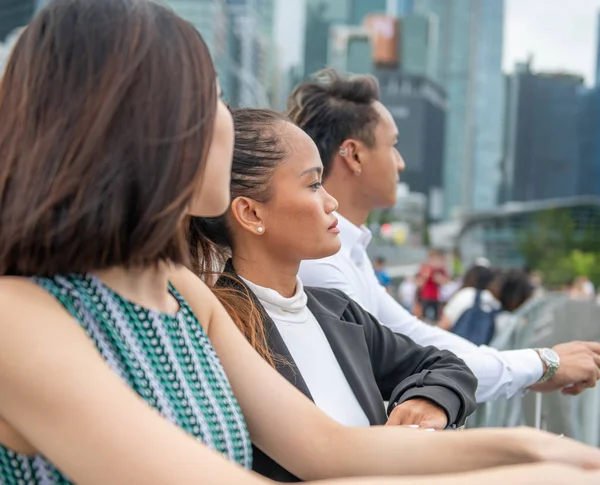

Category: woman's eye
[310, 181, 323, 190]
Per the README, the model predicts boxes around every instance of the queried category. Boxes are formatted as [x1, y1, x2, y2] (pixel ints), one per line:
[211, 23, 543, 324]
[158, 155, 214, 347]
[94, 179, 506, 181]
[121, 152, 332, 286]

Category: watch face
[542, 348, 560, 365]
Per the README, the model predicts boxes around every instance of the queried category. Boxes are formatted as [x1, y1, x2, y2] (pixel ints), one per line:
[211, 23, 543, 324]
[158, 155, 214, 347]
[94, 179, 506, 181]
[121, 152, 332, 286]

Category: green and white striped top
[0, 273, 252, 484]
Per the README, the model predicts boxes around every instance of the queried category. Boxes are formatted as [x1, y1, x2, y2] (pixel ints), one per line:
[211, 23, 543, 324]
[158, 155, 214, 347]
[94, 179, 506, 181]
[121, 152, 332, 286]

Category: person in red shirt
[416, 250, 449, 322]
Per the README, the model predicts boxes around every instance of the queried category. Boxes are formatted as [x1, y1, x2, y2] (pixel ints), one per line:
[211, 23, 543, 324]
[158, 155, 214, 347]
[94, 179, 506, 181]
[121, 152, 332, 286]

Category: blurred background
[3, 0, 600, 292]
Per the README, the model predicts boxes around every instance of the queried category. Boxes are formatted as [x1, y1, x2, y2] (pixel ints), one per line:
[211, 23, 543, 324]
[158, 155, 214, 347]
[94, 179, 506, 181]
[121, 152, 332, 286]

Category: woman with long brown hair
[1, 1, 600, 484]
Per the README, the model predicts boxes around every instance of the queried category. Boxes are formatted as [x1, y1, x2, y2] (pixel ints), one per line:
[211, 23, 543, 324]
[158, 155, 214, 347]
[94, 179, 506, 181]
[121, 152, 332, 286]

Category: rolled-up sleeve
[324, 292, 477, 426]
[339, 294, 478, 427]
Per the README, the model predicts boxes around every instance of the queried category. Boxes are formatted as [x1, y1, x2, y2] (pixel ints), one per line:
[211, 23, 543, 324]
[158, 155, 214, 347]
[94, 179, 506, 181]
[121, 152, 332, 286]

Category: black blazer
[217, 263, 477, 482]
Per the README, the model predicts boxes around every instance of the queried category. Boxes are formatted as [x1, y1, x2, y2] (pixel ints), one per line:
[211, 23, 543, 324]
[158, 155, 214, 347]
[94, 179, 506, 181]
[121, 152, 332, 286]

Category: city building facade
[226, 0, 274, 107]
[501, 62, 584, 203]
[415, 0, 505, 216]
[377, 69, 447, 221]
[1, 0, 35, 41]
[328, 25, 372, 74]
[400, 11, 438, 80]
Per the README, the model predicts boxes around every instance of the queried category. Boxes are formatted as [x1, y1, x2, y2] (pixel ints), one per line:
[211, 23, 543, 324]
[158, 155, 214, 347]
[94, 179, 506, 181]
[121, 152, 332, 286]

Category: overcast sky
[504, 0, 600, 85]
[276, 0, 600, 85]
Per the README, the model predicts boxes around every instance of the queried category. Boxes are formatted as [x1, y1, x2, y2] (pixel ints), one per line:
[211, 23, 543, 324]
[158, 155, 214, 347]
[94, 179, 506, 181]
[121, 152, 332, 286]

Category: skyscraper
[303, 0, 350, 78]
[166, 0, 276, 108]
[416, 0, 505, 216]
[377, 69, 447, 220]
[303, 0, 389, 79]
[583, 10, 600, 198]
[501, 63, 584, 203]
[392, 0, 415, 16]
[348, 0, 386, 25]
[0, 0, 35, 41]
[226, 0, 275, 107]
[577, 87, 600, 198]
[256, 0, 276, 104]
[596, 10, 600, 87]
[165, 0, 230, 93]
[166, 0, 228, 61]
[400, 11, 437, 80]
[328, 25, 373, 74]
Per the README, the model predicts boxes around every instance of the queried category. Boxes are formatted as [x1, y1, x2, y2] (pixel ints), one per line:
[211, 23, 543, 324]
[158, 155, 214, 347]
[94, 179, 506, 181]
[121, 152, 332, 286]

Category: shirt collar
[337, 213, 372, 265]
[239, 275, 308, 318]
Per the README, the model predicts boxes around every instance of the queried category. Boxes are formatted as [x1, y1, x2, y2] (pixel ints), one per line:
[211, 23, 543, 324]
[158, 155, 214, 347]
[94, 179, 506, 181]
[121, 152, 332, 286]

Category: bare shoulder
[0, 275, 98, 365]
[0, 275, 46, 297]
[169, 266, 219, 332]
[0, 276, 69, 322]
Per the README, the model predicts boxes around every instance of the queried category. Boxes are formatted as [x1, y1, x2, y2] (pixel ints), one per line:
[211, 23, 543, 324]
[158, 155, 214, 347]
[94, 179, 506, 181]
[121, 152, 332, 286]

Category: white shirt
[398, 280, 417, 308]
[443, 288, 501, 328]
[241, 276, 371, 427]
[440, 280, 461, 303]
[443, 288, 515, 339]
[583, 281, 595, 298]
[299, 214, 544, 403]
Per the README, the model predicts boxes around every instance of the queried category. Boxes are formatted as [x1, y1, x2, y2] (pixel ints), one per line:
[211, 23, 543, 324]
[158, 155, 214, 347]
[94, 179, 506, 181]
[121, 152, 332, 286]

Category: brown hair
[286, 68, 381, 178]
[0, 0, 217, 276]
[189, 108, 289, 366]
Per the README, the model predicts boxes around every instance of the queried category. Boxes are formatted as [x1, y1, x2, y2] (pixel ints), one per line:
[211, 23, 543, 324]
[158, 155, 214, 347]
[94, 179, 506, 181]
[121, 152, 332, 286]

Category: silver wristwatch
[535, 348, 560, 384]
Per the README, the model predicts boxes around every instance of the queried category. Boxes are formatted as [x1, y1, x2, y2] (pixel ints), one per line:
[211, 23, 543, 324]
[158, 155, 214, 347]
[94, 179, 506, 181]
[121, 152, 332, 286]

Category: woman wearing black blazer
[190, 109, 477, 482]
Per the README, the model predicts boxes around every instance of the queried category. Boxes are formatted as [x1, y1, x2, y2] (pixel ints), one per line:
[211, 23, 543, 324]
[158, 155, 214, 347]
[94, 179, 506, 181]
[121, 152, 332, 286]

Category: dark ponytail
[189, 108, 289, 366]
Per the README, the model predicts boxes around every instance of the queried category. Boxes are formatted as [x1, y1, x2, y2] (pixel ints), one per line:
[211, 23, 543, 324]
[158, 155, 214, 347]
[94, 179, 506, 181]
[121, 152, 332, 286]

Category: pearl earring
[257, 227, 264, 234]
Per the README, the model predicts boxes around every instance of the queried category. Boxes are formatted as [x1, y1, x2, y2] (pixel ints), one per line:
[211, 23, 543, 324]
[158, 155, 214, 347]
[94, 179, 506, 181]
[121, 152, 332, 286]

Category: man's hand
[386, 398, 448, 429]
[530, 341, 600, 395]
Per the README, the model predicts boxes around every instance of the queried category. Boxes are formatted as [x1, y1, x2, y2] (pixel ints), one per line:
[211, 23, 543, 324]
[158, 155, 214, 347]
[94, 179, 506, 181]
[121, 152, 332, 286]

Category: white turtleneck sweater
[241, 276, 371, 427]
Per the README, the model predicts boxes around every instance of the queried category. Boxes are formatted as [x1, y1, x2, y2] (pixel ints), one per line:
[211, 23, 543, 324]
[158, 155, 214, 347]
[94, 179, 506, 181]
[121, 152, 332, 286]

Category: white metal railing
[467, 295, 600, 446]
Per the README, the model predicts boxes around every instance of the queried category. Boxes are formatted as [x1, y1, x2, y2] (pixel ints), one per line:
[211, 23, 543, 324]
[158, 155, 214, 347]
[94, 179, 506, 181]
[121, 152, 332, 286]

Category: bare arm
[171, 268, 600, 480]
[0, 278, 265, 485]
[395, 465, 600, 485]
[1, 275, 599, 485]
[288, 465, 600, 485]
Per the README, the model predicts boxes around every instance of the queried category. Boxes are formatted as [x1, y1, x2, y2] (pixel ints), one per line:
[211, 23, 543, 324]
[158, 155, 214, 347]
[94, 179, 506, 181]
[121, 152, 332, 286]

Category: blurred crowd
[375, 251, 599, 347]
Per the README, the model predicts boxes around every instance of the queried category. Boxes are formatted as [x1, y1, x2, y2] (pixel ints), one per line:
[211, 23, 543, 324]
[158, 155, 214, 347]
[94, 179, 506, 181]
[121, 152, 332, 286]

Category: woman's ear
[230, 196, 267, 236]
